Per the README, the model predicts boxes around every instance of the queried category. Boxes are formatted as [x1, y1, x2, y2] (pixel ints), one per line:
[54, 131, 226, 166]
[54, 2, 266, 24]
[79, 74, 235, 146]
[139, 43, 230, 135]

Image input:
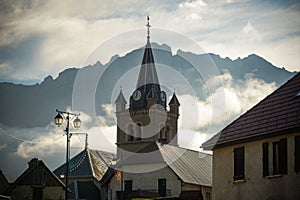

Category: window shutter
[279, 138, 287, 174]
[295, 135, 300, 173]
[234, 147, 245, 180]
[262, 142, 269, 177]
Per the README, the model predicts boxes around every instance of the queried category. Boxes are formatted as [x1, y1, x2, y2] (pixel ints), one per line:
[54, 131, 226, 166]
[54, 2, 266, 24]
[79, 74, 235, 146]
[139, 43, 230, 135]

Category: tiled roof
[53, 148, 115, 181]
[203, 72, 300, 149]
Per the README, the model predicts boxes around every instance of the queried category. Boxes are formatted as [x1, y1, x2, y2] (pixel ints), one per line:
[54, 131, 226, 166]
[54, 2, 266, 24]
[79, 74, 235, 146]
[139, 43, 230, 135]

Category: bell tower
[115, 16, 180, 154]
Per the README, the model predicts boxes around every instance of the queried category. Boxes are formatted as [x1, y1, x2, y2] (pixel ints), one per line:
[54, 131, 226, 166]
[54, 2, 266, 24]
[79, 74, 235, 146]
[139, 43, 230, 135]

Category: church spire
[146, 15, 151, 42]
[131, 15, 162, 110]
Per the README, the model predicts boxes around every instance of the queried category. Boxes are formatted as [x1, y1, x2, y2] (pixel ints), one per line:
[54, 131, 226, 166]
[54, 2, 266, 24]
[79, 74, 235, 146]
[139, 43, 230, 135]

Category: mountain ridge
[0, 43, 296, 128]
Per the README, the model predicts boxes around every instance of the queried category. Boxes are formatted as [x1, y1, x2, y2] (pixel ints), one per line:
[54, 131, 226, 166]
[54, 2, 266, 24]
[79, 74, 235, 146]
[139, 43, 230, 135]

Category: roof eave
[203, 125, 300, 150]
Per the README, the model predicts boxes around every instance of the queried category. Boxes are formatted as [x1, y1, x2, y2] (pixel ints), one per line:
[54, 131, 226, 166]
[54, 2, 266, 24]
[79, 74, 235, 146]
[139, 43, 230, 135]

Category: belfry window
[128, 124, 134, 141]
[135, 123, 142, 141]
[160, 124, 166, 139]
[166, 126, 171, 142]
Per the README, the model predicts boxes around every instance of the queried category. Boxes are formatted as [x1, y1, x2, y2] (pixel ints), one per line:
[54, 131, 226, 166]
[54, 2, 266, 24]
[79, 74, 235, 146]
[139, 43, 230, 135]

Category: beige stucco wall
[10, 185, 64, 200]
[212, 132, 300, 200]
[109, 163, 181, 200]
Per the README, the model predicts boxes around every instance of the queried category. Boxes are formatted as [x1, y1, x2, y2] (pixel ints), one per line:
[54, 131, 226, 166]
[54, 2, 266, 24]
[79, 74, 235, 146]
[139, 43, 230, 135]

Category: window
[295, 135, 300, 173]
[159, 124, 166, 139]
[274, 138, 287, 175]
[124, 180, 132, 193]
[128, 124, 134, 141]
[32, 187, 43, 200]
[205, 192, 211, 200]
[262, 138, 287, 176]
[273, 141, 280, 174]
[233, 147, 245, 180]
[158, 179, 166, 197]
[166, 126, 171, 142]
[262, 142, 269, 177]
[135, 123, 142, 141]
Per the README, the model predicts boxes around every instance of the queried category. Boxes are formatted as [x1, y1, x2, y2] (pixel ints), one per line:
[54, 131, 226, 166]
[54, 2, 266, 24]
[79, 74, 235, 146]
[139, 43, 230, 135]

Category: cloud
[177, 72, 277, 151]
[179, 0, 207, 8]
[0, 144, 7, 151]
[0, 0, 299, 83]
[176, 72, 277, 152]
[186, 13, 202, 20]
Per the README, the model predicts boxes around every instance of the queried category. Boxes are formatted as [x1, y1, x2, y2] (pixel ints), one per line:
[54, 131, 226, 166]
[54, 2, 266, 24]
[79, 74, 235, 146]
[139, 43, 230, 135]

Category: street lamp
[54, 109, 81, 200]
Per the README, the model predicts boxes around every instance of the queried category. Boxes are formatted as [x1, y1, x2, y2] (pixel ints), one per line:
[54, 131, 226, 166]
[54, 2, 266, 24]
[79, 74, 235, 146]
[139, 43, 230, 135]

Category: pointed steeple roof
[115, 89, 127, 104]
[135, 16, 161, 95]
[169, 92, 180, 106]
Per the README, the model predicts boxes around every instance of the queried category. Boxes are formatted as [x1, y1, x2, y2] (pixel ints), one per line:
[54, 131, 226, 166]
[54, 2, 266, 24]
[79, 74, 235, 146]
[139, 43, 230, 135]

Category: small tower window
[166, 125, 171, 142]
[128, 124, 134, 141]
[160, 124, 166, 139]
[135, 123, 142, 141]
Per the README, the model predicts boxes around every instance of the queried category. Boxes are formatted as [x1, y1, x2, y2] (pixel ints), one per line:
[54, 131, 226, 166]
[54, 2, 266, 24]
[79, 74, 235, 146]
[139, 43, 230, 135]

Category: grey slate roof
[202, 72, 300, 150]
[120, 142, 212, 187]
[158, 144, 212, 187]
[169, 92, 180, 106]
[54, 148, 115, 181]
[115, 89, 127, 104]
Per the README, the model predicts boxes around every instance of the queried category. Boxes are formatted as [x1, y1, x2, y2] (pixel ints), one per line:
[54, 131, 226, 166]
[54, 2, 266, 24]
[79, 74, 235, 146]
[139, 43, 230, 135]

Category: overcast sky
[0, 0, 299, 84]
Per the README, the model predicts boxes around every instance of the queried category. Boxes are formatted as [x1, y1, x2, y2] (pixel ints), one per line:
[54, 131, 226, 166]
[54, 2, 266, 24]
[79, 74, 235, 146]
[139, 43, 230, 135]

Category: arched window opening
[160, 124, 166, 139]
[136, 123, 142, 141]
[128, 124, 134, 141]
[166, 125, 171, 143]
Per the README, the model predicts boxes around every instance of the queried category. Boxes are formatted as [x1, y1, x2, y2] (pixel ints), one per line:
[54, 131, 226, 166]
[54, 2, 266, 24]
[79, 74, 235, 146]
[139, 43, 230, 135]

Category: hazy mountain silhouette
[0, 43, 296, 128]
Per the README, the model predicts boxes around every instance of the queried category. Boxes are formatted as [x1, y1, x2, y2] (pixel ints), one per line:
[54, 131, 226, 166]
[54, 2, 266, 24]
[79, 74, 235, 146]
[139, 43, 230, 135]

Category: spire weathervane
[146, 15, 151, 41]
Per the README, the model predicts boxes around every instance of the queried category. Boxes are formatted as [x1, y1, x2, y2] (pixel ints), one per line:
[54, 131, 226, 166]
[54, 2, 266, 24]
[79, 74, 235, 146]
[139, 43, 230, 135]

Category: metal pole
[120, 151, 123, 200]
[65, 113, 70, 200]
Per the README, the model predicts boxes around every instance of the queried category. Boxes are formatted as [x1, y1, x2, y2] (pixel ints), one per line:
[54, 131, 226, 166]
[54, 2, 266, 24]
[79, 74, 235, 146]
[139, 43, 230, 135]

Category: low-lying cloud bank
[0, 72, 277, 180]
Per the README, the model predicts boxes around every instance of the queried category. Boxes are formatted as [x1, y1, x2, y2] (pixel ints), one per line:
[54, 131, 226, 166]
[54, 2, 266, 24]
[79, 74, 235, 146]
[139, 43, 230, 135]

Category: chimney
[28, 158, 39, 168]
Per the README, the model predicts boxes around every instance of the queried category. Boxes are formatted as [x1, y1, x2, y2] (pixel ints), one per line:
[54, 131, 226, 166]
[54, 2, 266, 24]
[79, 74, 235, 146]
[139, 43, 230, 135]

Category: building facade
[203, 73, 300, 200]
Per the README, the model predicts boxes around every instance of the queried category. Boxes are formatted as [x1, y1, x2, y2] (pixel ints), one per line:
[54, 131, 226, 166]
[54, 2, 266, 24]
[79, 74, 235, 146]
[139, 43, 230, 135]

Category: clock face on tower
[160, 91, 166, 101]
[133, 90, 141, 101]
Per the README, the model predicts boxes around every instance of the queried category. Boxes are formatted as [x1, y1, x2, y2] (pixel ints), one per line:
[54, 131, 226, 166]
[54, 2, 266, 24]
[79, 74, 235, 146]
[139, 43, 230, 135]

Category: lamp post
[55, 109, 81, 200]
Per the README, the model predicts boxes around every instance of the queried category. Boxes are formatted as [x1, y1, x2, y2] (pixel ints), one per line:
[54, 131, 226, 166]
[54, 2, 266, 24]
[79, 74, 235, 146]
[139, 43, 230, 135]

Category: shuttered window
[233, 147, 245, 180]
[262, 142, 269, 177]
[279, 138, 287, 174]
[295, 135, 300, 173]
[272, 138, 287, 175]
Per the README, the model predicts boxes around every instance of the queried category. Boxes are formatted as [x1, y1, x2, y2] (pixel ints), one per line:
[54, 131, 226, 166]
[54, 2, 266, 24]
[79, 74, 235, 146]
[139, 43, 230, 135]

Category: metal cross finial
[146, 15, 151, 40]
